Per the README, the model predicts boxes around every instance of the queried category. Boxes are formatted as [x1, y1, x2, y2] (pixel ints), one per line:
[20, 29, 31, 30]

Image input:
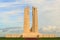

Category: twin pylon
[24, 6, 38, 33]
[5, 6, 55, 38]
[23, 6, 55, 38]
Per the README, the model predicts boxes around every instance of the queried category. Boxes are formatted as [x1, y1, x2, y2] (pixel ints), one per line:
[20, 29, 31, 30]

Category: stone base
[5, 33, 55, 38]
[22, 32, 55, 38]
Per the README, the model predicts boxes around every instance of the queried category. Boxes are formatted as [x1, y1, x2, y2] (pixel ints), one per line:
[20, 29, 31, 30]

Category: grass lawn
[0, 37, 24, 40]
[39, 37, 60, 40]
[0, 37, 60, 40]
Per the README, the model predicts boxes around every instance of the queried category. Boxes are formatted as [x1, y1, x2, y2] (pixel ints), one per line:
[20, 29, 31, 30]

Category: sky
[0, 0, 60, 37]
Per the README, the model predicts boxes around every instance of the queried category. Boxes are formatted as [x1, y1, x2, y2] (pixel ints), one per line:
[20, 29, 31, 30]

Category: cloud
[0, 0, 25, 28]
[0, 2, 17, 7]
[56, 27, 60, 32]
[0, 9, 24, 28]
[26, 0, 60, 26]
[42, 25, 56, 32]
[25, 0, 44, 4]
[0, 9, 23, 19]
[0, 10, 23, 15]
[0, 27, 23, 37]
[0, 1, 24, 8]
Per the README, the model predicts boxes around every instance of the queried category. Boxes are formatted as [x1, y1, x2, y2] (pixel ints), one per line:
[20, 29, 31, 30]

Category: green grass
[39, 37, 60, 40]
[0, 37, 24, 40]
[0, 37, 60, 40]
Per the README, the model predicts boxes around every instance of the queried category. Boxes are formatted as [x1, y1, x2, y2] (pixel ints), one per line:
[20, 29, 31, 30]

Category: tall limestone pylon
[31, 7, 38, 33]
[24, 7, 30, 33]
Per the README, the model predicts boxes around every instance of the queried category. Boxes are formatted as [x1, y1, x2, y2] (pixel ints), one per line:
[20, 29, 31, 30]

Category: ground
[0, 37, 60, 40]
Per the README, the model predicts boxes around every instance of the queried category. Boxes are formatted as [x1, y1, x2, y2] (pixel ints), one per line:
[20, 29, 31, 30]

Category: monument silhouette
[6, 6, 55, 38]
[22, 6, 55, 38]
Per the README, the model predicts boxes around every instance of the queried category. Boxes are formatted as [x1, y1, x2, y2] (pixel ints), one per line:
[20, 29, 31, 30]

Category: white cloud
[25, 0, 60, 26]
[0, 10, 23, 24]
[0, 9, 23, 15]
[56, 27, 60, 32]
[0, 1, 24, 7]
[0, 2, 17, 7]
[25, 0, 44, 5]
[42, 25, 56, 32]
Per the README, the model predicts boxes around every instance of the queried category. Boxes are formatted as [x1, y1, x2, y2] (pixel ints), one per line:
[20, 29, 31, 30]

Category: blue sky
[0, 0, 27, 28]
[0, 0, 60, 37]
[0, 0, 33, 29]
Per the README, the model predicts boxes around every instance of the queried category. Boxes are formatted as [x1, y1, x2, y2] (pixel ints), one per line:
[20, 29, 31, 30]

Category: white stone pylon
[31, 7, 38, 33]
[24, 6, 30, 33]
